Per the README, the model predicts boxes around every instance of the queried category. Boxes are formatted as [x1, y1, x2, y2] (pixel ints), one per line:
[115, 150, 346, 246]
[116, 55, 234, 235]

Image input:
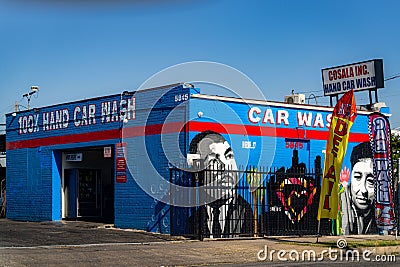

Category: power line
[297, 89, 321, 94]
[385, 74, 400, 81]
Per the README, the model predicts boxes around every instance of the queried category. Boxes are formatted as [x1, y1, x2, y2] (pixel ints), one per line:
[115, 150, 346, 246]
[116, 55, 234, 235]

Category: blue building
[5, 83, 379, 235]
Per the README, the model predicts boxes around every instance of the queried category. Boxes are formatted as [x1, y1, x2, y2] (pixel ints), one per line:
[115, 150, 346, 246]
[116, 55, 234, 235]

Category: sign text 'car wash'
[322, 59, 384, 96]
[17, 97, 136, 135]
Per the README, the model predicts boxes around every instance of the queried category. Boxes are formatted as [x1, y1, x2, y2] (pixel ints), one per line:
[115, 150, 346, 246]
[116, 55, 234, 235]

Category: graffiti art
[276, 177, 317, 223]
[266, 149, 322, 235]
[340, 142, 377, 235]
[187, 131, 254, 238]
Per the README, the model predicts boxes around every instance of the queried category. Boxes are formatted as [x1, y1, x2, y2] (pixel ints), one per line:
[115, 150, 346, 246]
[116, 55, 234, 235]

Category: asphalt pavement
[0, 219, 399, 266]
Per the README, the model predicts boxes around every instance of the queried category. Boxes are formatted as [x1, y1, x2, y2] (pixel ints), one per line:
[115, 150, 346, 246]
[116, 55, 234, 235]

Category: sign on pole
[322, 59, 384, 96]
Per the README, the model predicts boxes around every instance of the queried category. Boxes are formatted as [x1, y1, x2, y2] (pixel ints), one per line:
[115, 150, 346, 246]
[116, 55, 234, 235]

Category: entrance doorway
[64, 169, 102, 218]
[62, 146, 114, 223]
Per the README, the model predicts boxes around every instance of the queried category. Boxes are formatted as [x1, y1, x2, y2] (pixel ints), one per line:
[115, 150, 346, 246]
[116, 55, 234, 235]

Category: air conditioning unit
[284, 94, 305, 104]
[371, 102, 387, 112]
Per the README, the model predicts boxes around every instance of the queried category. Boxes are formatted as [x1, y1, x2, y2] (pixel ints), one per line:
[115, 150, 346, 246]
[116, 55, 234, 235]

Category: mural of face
[204, 141, 237, 186]
[188, 132, 254, 238]
[196, 133, 238, 201]
[199, 136, 237, 186]
[350, 158, 374, 211]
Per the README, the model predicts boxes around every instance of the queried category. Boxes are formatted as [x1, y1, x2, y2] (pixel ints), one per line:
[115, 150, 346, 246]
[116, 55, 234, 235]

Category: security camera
[183, 83, 194, 89]
[30, 86, 39, 92]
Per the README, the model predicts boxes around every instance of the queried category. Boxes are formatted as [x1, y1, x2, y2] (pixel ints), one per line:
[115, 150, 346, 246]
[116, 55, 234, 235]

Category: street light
[22, 86, 39, 110]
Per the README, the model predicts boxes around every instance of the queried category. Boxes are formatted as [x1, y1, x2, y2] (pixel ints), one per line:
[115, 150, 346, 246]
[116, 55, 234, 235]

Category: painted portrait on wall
[188, 131, 254, 238]
[340, 142, 377, 235]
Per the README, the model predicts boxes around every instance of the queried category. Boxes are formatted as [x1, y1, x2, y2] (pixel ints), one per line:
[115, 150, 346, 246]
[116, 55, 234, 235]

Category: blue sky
[1, 0, 400, 129]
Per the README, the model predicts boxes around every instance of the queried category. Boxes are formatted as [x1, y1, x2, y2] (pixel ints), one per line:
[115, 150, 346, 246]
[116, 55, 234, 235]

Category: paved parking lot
[0, 219, 180, 248]
[0, 219, 399, 266]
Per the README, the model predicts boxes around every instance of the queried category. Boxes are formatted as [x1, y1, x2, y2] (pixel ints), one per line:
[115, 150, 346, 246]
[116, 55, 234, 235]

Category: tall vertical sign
[318, 90, 357, 220]
[369, 113, 397, 231]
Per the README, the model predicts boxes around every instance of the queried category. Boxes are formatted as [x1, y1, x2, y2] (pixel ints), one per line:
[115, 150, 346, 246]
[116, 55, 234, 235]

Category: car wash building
[5, 81, 390, 235]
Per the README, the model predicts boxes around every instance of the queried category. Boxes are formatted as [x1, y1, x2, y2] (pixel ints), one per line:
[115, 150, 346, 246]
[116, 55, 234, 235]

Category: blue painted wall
[6, 84, 192, 232]
[5, 84, 375, 234]
[188, 97, 371, 172]
[6, 147, 53, 221]
[181, 96, 375, 235]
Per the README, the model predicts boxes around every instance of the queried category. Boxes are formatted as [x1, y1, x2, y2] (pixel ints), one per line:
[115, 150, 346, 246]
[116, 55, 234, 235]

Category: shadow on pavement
[0, 218, 184, 247]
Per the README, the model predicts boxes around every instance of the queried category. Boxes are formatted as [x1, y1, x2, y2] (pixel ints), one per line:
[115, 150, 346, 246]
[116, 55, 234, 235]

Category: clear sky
[1, 0, 400, 130]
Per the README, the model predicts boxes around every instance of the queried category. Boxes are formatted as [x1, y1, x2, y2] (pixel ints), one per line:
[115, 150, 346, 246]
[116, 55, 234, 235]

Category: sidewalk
[0, 219, 398, 266]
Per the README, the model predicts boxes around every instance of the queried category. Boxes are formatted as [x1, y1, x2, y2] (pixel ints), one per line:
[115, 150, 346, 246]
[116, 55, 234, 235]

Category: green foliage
[392, 133, 400, 184]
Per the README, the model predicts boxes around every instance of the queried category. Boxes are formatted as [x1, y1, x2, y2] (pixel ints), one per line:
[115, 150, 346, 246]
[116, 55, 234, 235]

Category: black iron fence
[0, 178, 5, 218]
[170, 164, 332, 239]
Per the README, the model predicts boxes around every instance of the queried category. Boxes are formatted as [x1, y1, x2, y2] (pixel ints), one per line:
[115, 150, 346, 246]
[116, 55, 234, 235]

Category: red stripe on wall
[6, 122, 187, 150]
[6, 129, 121, 150]
[187, 121, 369, 142]
[121, 122, 185, 137]
[6, 121, 369, 150]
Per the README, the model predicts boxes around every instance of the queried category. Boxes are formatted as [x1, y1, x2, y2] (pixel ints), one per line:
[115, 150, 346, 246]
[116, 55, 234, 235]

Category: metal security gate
[264, 167, 322, 236]
[170, 162, 331, 239]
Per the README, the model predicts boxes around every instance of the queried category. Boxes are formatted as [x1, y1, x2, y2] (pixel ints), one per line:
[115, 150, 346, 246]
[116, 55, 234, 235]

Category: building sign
[104, 146, 112, 158]
[284, 138, 310, 150]
[247, 107, 332, 129]
[116, 143, 127, 183]
[65, 153, 83, 162]
[322, 59, 384, 96]
[16, 96, 136, 136]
